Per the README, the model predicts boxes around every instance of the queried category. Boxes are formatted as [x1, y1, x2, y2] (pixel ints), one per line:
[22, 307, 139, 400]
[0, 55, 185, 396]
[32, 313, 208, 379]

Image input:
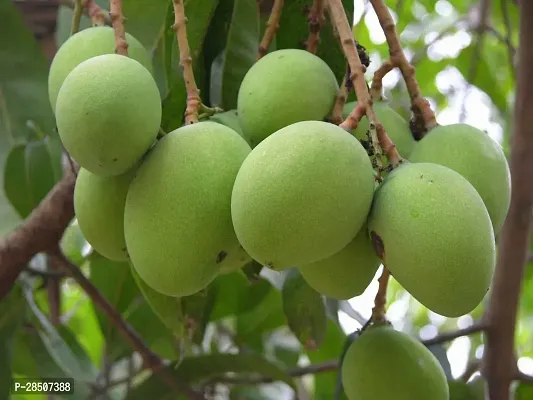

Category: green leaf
[307, 320, 347, 400]
[128, 354, 295, 399]
[209, 0, 260, 109]
[23, 285, 99, 383]
[426, 343, 453, 379]
[210, 270, 249, 320]
[11, 325, 92, 399]
[0, 0, 56, 236]
[160, 0, 219, 131]
[3, 136, 63, 218]
[122, 0, 169, 51]
[0, 284, 26, 400]
[130, 264, 185, 336]
[236, 278, 286, 349]
[455, 43, 508, 115]
[276, 0, 354, 82]
[182, 284, 219, 344]
[282, 269, 327, 350]
[88, 253, 178, 361]
[0, 0, 55, 139]
[515, 381, 533, 400]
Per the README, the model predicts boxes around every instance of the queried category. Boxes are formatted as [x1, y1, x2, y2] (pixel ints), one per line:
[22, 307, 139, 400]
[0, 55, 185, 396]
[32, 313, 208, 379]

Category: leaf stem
[258, 0, 284, 60]
[172, 0, 201, 124]
[109, 0, 128, 56]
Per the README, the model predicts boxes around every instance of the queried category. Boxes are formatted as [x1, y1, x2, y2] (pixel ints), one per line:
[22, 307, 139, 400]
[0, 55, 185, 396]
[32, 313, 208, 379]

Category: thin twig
[109, 0, 128, 56]
[500, 0, 517, 79]
[46, 256, 62, 326]
[306, 0, 325, 54]
[258, 0, 284, 60]
[70, 0, 83, 35]
[371, 267, 390, 322]
[210, 360, 339, 384]
[330, 67, 349, 125]
[482, 3, 533, 399]
[327, 0, 403, 168]
[422, 323, 485, 346]
[368, 0, 436, 136]
[82, 0, 107, 26]
[461, 359, 482, 382]
[172, 0, 201, 124]
[48, 250, 206, 400]
[460, 0, 491, 122]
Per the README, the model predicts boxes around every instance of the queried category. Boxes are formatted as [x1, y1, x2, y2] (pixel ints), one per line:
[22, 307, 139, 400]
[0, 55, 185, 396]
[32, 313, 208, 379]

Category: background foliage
[0, 0, 530, 399]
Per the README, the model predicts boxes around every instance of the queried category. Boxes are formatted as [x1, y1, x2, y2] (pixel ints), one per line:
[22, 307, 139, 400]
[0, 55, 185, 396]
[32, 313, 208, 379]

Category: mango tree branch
[306, 0, 324, 54]
[0, 171, 76, 301]
[173, 0, 201, 124]
[326, 0, 402, 167]
[421, 322, 486, 346]
[109, 0, 128, 56]
[258, 0, 284, 60]
[48, 250, 206, 400]
[482, 2, 533, 399]
[330, 71, 349, 125]
[368, 0, 436, 137]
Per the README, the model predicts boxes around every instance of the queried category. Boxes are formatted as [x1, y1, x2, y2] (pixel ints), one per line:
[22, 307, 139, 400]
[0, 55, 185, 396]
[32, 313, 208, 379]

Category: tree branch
[109, 0, 128, 56]
[368, 0, 436, 137]
[330, 68, 349, 125]
[173, 0, 201, 125]
[258, 0, 284, 60]
[48, 250, 206, 400]
[306, 0, 324, 54]
[422, 323, 485, 346]
[0, 171, 76, 301]
[326, 0, 403, 168]
[517, 371, 533, 384]
[482, 2, 533, 399]
[210, 360, 339, 384]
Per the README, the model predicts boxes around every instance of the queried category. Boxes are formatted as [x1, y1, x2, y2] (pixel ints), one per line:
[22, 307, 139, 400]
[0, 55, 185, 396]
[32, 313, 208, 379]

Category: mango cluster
[52, 28, 510, 315]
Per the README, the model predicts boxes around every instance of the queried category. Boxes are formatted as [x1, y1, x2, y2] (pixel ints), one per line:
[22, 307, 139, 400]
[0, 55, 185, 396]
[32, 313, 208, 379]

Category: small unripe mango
[409, 123, 511, 234]
[231, 120, 375, 270]
[48, 26, 152, 112]
[368, 162, 496, 317]
[124, 122, 251, 297]
[298, 224, 380, 300]
[74, 167, 135, 261]
[55, 54, 161, 177]
[237, 49, 339, 147]
[343, 101, 416, 158]
[341, 324, 448, 400]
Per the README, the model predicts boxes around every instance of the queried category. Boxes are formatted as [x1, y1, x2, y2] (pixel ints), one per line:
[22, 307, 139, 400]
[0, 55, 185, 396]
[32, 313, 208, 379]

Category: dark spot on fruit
[216, 251, 227, 263]
[265, 261, 274, 269]
[113, 157, 118, 162]
[370, 231, 385, 259]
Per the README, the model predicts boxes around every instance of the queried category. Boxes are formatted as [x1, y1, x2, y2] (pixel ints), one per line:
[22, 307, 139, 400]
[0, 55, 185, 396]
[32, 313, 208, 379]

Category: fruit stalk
[482, 1, 533, 398]
[370, 267, 390, 322]
[306, 0, 325, 54]
[368, 0, 436, 136]
[83, 0, 107, 26]
[172, 0, 201, 124]
[48, 251, 207, 400]
[330, 69, 349, 125]
[257, 0, 284, 60]
[109, 0, 128, 56]
[326, 0, 402, 167]
[70, 0, 83, 35]
[369, 59, 393, 101]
